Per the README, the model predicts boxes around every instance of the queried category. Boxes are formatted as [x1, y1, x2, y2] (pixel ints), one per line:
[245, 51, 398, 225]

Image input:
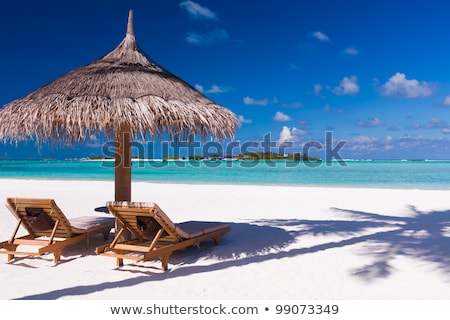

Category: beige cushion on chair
[70, 216, 115, 234]
[175, 221, 231, 239]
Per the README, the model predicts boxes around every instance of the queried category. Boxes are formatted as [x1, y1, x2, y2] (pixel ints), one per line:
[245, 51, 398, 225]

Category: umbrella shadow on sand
[14, 206, 450, 299]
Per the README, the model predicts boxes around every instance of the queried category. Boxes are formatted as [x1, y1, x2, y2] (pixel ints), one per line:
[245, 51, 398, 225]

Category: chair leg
[3, 244, 18, 262]
[161, 254, 170, 271]
[54, 249, 62, 264]
[213, 236, 222, 245]
[116, 257, 124, 267]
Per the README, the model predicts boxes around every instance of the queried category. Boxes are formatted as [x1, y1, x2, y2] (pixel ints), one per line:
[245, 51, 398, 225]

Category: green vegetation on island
[235, 152, 320, 161]
[88, 152, 321, 161]
[183, 152, 321, 161]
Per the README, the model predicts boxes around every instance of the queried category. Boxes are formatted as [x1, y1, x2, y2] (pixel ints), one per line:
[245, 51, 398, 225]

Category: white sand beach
[1, 178, 450, 301]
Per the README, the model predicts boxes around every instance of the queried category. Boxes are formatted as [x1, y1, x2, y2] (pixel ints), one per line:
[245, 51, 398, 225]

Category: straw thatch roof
[0, 10, 239, 144]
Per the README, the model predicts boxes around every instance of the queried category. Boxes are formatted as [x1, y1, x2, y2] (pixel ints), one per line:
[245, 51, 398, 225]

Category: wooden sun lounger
[0, 197, 115, 264]
[96, 201, 230, 271]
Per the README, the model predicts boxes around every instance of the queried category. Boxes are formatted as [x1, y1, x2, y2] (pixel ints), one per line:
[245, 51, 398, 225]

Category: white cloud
[344, 134, 450, 158]
[85, 135, 102, 148]
[195, 84, 204, 92]
[313, 84, 323, 95]
[243, 96, 268, 106]
[273, 111, 291, 122]
[292, 127, 307, 136]
[238, 115, 252, 124]
[312, 31, 330, 41]
[351, 135, 379, 144]
[406, 118, 448, 130]
[179, 1, 218, 20]
[442, 96, 450, 106]
[356, 117, 384, 128]
[185, 28, 229, 45]
[282, 102, 303, 108]
[207, 84, 230, 93]
[333, 75, 360, 96]
[425, 118, 447, 129]
[324, 104, 345, 114]
[243, 96, 278, 106]
[278, 126, 294, 144]
[380, 72, 433, 98]
[347, 135, 388, 152]
[277, 126, 307, 145]
[344, 47, 359, 55]
[196, 84, 230, 94]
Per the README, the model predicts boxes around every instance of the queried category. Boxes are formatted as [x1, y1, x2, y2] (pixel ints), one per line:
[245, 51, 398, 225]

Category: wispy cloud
[324, 104, 345, 114]
[179, 1, 218, 20]
[207, 84, 230, 93]
[288, 63, 299, 71]
[297, 42, 315, 55]
[406, 118, 449, 131]
[85, 135, 102, 148]
[312, 31, 330, 42]
[243, 96, 278, 106]
[347, 135, 382, 151]
[333, 75, 360, 96]
[344, 47, 359, 56]
[195, 84, 231, 94]
[313, 84, 323, 96]
[346, 134, 450, 158]
[356, 117, 384, 128]
[244, 96, 269, 106]
[273, 111, 292, 122]
[238, 115, 252, 124]
[442, 95, 450, 106]
[282, 102, 303, 108]
[185, 28, 229, 45]
[380, 72, 433, 98]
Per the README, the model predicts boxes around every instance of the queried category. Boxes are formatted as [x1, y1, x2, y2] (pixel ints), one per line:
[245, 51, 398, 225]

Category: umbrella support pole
[115, 127, 132, 202]
[114, 126, 132, 240]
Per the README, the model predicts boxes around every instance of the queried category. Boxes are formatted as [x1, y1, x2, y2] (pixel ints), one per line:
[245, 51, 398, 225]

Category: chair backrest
[6, 197, 74, 238]
[106, 201, 181, 242]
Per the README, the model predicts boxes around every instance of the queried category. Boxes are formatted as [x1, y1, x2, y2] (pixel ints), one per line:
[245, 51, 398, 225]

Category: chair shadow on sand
[15, 205, 450, 299]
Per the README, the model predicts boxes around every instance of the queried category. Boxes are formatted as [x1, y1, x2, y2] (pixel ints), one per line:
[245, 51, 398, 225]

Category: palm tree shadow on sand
[330, 206, 450, 281]
[15, 206, 450, 299]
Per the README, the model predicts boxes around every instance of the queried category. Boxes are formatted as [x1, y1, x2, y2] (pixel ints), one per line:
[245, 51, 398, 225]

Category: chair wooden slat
[96, 201, 230, 271]
[0, 197, 115, 264]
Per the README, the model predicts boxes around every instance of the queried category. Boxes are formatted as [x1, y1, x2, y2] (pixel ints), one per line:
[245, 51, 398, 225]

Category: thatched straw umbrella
[0, 10, 239, 201]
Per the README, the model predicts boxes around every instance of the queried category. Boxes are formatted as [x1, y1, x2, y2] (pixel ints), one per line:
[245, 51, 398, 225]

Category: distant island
[233, 152, 320, 161]
[162, 152, 320, 161]
[87, 152, 320, 161]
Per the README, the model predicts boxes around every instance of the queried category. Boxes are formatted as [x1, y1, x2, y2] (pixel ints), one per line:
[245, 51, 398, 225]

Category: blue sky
[2, 0, 450, 159]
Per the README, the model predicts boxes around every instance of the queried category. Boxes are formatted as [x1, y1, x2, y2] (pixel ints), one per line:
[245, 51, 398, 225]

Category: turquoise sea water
[0, 159, 450, 190]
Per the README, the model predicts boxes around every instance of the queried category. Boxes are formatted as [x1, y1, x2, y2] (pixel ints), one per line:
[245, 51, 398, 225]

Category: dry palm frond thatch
[0, 10, 239, 144]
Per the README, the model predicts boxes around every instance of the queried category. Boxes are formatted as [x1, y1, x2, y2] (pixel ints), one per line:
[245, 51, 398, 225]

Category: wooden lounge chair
[96, 201, 230, 271]
[0, 197, 115, 264]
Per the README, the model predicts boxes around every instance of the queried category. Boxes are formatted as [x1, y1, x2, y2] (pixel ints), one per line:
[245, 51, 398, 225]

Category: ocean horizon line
[1, 159, 450, 191]
[2, 158, 450, 162]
